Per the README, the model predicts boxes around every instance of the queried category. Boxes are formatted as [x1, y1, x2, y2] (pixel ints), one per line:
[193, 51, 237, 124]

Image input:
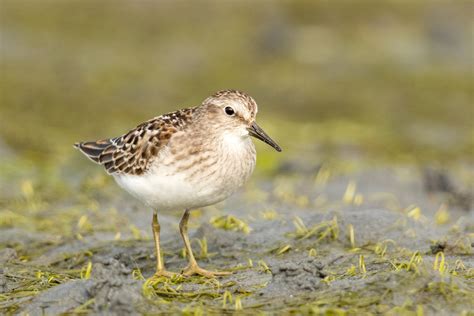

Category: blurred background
[1, 0, 472, 168]
[1, 2, 473, 314]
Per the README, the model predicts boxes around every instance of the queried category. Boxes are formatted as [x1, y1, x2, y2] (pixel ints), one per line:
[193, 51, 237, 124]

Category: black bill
[248, 122, 282, 152]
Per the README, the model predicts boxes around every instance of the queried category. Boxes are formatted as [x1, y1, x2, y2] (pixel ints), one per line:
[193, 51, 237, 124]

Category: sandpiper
[75, 89, 281, 278]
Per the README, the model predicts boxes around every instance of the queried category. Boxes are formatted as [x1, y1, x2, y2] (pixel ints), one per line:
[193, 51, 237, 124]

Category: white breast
[113, 134, 256, 211]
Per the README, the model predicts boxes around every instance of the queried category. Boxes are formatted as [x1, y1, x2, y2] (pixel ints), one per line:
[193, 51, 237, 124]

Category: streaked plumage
[75, 107, 196, 175]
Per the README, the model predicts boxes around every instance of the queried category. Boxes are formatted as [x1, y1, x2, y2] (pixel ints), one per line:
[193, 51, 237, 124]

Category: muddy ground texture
[0, 151, 473, 315]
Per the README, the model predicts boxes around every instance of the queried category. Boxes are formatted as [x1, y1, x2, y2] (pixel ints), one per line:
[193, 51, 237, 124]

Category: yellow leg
[179, 209, 231, 278]
[151, 210, 175, 278]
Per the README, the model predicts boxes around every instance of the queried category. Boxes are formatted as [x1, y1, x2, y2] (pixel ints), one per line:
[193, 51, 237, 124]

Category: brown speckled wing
[75, 107, 196, 175]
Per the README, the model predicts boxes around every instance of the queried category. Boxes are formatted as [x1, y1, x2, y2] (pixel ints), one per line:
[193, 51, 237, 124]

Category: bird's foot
[181, 264, 232, 278]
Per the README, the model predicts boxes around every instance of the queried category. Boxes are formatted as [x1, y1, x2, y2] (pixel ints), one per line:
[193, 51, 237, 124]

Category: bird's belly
[113, 168, 235, 211]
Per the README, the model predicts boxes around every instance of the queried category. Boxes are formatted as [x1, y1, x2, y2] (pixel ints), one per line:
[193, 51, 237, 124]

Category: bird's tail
[74, 139, 112, 163]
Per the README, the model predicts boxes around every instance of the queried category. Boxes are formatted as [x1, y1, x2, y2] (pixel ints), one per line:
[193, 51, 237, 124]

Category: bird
[74, 89, 282, 278]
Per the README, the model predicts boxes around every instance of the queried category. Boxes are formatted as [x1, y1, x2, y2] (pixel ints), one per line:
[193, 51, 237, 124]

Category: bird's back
[74, 107, 197, 175]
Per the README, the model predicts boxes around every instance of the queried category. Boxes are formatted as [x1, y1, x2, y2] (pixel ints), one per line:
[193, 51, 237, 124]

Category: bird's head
[201, 89, 282, 152]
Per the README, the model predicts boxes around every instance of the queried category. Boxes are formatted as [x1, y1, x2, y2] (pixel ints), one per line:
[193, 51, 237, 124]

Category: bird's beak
[248, 122, 282, 152]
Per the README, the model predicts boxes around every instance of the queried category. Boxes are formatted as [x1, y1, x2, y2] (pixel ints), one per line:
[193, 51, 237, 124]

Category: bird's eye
[224, 106, 235, 116]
